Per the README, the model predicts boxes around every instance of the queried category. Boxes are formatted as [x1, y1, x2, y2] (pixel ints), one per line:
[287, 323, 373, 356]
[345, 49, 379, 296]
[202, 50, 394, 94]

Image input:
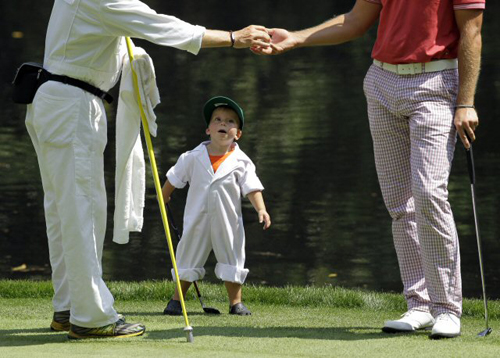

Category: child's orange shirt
[209, 150, 234, 173]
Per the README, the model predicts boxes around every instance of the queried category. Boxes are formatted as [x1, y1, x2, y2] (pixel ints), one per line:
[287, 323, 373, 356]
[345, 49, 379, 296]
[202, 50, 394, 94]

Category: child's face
[206, 107, 242, 145]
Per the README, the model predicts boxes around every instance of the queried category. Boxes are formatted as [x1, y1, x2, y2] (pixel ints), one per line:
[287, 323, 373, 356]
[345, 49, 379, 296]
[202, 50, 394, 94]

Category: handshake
[214, 25, 295, 55]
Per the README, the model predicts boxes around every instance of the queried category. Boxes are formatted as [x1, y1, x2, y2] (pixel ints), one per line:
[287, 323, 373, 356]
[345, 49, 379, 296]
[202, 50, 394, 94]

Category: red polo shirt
[364, 0, 485, 64]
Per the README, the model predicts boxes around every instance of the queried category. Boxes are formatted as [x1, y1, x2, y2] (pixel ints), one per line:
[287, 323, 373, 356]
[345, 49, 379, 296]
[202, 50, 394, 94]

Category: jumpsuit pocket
[75, 155, 92, 197]
[32, 91, 79, 147]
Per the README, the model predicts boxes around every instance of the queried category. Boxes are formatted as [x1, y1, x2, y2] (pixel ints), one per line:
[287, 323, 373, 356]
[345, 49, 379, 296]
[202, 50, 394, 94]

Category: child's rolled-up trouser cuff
[215, 263, 249, 284]
[171, 267, 205, 282]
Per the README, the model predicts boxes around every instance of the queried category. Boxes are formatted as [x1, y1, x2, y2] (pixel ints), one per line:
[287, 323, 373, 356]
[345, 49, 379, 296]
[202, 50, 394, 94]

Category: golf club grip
[166, 203, 182, 241]
[465, 145, 476, 185]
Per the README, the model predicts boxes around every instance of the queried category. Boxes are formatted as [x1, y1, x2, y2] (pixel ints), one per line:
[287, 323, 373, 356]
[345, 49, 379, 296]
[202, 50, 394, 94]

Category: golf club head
[203, 307, 221, 315]
[477, 328, 492, 337]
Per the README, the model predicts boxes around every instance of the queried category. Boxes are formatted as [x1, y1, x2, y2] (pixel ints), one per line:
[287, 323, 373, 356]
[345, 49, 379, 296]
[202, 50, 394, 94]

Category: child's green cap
[203, 96, 245, 129]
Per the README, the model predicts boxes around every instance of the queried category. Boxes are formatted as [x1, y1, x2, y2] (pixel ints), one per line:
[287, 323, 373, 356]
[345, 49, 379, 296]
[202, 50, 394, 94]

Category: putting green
[0, 280, 498, 357]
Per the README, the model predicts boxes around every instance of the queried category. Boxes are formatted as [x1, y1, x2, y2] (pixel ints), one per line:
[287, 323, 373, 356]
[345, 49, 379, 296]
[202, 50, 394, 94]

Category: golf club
[166, 204, 221, 315]
[465, 140, 492, 337]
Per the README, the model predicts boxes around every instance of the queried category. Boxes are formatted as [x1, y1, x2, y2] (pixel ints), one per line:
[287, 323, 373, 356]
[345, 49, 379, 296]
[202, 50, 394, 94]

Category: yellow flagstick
[124, 37, 194, 343]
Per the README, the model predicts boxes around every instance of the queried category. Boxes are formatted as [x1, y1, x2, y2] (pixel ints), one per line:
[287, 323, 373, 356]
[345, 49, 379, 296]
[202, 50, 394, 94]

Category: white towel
[113, 43, 160, 244]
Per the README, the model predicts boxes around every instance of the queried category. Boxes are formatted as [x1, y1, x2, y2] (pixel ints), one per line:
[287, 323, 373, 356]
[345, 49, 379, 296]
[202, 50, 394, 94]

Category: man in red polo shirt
[255, 0, 485, 338]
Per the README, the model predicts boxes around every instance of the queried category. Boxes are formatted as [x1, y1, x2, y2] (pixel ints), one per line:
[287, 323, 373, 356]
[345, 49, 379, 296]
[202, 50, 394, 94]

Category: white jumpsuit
[25, 0, 205, 328]
[167, 142, 264, 285]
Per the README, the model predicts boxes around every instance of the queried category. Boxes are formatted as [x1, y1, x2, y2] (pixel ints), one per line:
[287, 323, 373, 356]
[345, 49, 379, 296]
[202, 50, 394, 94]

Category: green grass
[0, 280, 499, 357]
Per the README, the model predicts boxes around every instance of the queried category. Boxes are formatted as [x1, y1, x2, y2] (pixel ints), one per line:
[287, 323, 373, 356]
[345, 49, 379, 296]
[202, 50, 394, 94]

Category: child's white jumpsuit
[167, 142, 264, 284]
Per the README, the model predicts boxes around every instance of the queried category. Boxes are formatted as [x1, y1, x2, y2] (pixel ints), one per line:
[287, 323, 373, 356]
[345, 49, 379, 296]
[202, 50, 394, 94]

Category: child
[162, 96, 271, 315]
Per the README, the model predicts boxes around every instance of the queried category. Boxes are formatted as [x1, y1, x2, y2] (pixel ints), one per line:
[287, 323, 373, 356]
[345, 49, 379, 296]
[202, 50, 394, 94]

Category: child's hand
[258, 210, 271, 230]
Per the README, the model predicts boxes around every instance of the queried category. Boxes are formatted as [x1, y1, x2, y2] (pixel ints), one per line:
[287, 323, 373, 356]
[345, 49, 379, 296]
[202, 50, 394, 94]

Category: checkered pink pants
[363, 64, 462, 317]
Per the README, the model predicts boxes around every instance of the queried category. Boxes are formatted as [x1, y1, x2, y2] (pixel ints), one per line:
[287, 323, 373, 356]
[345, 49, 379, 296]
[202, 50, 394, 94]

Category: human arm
[247, 191, 271, 230]
[453, 9, 483, 149]
[254, 0, 381, 55]
[202, 26, 270, 49]
[99, 1, 269, 53]
[162, 180, 176, 204]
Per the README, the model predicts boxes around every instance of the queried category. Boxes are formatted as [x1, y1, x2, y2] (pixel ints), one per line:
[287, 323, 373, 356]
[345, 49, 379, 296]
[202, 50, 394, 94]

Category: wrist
[293, 31, 306, 48]
[229, 31, 235, 48]
[455, 104, 475, 109]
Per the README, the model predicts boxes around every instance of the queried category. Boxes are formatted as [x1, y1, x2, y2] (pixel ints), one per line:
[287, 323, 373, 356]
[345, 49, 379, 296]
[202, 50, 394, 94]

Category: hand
[454, 107, 479, 149]
[233, 25, 271, 49]
[258, 210, 271, 230]
[251, 28, 297, 55]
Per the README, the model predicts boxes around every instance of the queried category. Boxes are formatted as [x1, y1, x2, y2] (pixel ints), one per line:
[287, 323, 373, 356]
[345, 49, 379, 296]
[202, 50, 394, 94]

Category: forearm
[201, 29, 232, 48]
[453, 9, 483, 148]
[247, 190, 271, 229]
[455, 11, 483, 106]
[293, 15, 352, 47]
[293, 0, 380, 48]
[162, 180, 176, 203]
[247, 191, 267, 212]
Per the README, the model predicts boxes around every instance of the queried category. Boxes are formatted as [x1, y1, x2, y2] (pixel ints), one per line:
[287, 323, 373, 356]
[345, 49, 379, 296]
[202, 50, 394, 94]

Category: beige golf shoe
[430, 313, 461, 339]
[382, 309, 435, 333]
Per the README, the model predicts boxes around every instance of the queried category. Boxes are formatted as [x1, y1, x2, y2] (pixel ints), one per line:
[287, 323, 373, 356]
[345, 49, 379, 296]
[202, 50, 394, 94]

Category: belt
[373, 59, 458, 75]
[47, 73, 114, 104]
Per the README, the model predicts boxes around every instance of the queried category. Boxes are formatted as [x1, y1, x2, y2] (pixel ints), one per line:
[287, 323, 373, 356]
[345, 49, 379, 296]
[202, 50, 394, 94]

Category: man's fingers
[457, 128, 471, 149]
[466, 127, 476, 142]
[250, 46, 272, 55]
[249, 25, 269, 33]
[234, 26, 271, 48]
[455, 107, 479, 149]
[252, 39, 271, 48]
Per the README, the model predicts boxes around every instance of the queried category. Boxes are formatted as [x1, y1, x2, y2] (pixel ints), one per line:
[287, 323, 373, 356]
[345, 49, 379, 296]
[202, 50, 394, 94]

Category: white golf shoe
[430, 313, 461, 339]
[382, 309, 435, 333]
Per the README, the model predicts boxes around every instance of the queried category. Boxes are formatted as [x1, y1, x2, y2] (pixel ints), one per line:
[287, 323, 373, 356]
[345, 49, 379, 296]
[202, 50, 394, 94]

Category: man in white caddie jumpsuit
[24, 0, 270, 339]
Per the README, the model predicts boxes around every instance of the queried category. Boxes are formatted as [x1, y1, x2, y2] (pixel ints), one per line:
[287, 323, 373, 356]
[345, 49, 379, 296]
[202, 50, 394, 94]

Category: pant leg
[27, 81, 117, 327]
[406, 69, 461, 317]
[172, 214, 211, 282]
[363, 65, 431, 311]
[211, 196, 249, 285]
[26, 104, 70, 312]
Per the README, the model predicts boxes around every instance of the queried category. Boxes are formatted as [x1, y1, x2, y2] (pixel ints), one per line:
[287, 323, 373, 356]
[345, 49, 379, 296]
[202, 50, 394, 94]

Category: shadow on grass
[125, 311, 221, 317]
[0, 326, 431, 346]
[145, 326, 431, 341]
[0, 328, 68, 347]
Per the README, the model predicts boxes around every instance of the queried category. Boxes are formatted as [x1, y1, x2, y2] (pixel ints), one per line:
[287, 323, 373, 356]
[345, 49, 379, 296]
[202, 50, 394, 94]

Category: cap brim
[203, 96, 244, 129]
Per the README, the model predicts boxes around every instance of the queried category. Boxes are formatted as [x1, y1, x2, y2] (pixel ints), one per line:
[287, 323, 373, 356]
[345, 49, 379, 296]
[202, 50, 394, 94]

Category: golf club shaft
[465, 145, 489, 330]
[469, 183, 489, 328]
[193, 280, 203, 298]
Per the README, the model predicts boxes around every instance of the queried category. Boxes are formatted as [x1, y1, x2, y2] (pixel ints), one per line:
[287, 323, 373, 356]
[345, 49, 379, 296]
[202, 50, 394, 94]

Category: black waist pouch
[12, 62, 49, 104]
[12, 62, 114, 104]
